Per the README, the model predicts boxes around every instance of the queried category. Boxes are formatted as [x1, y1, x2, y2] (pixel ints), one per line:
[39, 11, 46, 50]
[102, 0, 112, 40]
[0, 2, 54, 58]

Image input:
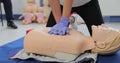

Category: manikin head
[27, 0, 35, 4]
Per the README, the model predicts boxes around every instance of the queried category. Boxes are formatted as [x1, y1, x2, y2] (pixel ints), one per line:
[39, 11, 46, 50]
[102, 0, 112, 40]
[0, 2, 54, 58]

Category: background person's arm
[48, 0, 73, 35]
[48, 0, 61, 23]
[62, 0, 73, 18]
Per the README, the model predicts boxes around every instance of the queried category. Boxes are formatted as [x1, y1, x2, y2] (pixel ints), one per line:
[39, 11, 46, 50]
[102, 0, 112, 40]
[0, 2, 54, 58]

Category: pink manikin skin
[20, 0, 43, 25]
[22, 13, 33, 25]
[24, 27, 95, 56]
[36, 13, 45, 24]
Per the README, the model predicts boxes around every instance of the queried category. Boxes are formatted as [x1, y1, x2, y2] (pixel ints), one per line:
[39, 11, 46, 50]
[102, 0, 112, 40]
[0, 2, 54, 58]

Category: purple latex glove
[48, 17, 70, 35]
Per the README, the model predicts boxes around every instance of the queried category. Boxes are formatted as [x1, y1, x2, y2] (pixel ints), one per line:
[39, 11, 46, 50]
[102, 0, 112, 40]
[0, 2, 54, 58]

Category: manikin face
[27, 0, 35, 3]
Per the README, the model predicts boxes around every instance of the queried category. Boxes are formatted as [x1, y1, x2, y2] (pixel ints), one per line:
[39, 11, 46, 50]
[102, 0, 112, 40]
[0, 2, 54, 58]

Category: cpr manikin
[19, 0, 45, 25]
[23, 24, 120, 61]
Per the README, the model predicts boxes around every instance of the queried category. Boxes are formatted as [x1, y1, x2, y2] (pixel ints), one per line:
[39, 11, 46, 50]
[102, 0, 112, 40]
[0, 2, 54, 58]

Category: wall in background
[1, 0, 40, 14]
[1, 0, 120, 16]
[98, 0, 120, 22]
[99, 0, 120, 16]
[1, 0, 120, 21]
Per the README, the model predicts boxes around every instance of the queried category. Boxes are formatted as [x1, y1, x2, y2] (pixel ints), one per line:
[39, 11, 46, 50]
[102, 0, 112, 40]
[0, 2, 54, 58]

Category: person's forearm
[62, 0, 73, 18]
[48, 0, 61, 23]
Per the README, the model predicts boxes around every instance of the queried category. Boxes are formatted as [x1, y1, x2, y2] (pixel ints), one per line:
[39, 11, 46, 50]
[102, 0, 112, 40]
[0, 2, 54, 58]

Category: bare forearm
[48, 0, 61, 23]
[62, 0, 73, 18]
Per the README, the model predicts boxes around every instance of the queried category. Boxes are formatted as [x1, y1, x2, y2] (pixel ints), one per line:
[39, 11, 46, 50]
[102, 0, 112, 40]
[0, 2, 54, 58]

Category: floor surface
[0, 20, 120, 46]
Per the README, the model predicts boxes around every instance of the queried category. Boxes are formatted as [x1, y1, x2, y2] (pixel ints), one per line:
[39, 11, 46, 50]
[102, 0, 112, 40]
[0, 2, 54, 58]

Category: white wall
[12, 0, 26, 14]
[1, 0, 40, 14]
[99, 0, 120, 16]
[1, 0, 120, 16]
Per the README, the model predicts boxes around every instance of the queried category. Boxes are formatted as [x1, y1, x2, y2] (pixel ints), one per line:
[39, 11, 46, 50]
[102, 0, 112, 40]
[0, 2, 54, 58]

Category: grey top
[60, 0, 91, 7]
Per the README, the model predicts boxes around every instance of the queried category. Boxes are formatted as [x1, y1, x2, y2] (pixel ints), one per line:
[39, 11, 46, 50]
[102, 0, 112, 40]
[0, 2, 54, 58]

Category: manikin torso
[24, 28, 95, 61]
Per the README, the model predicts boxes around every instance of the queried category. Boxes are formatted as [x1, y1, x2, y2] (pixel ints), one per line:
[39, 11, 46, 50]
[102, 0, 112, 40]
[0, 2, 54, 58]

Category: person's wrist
[60, 17, 70, 26]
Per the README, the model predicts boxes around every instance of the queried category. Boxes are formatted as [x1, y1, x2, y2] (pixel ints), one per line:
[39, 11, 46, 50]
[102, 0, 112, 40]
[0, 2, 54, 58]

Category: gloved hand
[48, 17, 70, 35]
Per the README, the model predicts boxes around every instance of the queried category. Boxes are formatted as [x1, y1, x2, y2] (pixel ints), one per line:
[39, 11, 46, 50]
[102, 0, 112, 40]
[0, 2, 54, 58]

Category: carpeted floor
[0, 37, 120, 63]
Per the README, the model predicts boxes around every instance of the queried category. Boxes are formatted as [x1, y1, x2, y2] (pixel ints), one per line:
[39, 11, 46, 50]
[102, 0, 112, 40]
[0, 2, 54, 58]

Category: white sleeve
[60, 0, 91, 7]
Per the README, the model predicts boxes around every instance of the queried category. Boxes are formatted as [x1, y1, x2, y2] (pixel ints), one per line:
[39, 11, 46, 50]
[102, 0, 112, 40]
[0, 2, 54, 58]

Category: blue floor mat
[0, 37, 120, 63]
[0, 37, 43, 63]
[97, 51, 120, 63]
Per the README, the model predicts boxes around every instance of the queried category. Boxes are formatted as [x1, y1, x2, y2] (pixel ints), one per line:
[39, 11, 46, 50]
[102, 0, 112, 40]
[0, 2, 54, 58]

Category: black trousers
[46, 0, 104, 35]
[0, 0, 14, 21]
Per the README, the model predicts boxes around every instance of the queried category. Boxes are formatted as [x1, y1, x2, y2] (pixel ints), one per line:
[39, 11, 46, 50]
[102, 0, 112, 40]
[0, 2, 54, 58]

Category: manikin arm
[18, 15, 24, 19]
